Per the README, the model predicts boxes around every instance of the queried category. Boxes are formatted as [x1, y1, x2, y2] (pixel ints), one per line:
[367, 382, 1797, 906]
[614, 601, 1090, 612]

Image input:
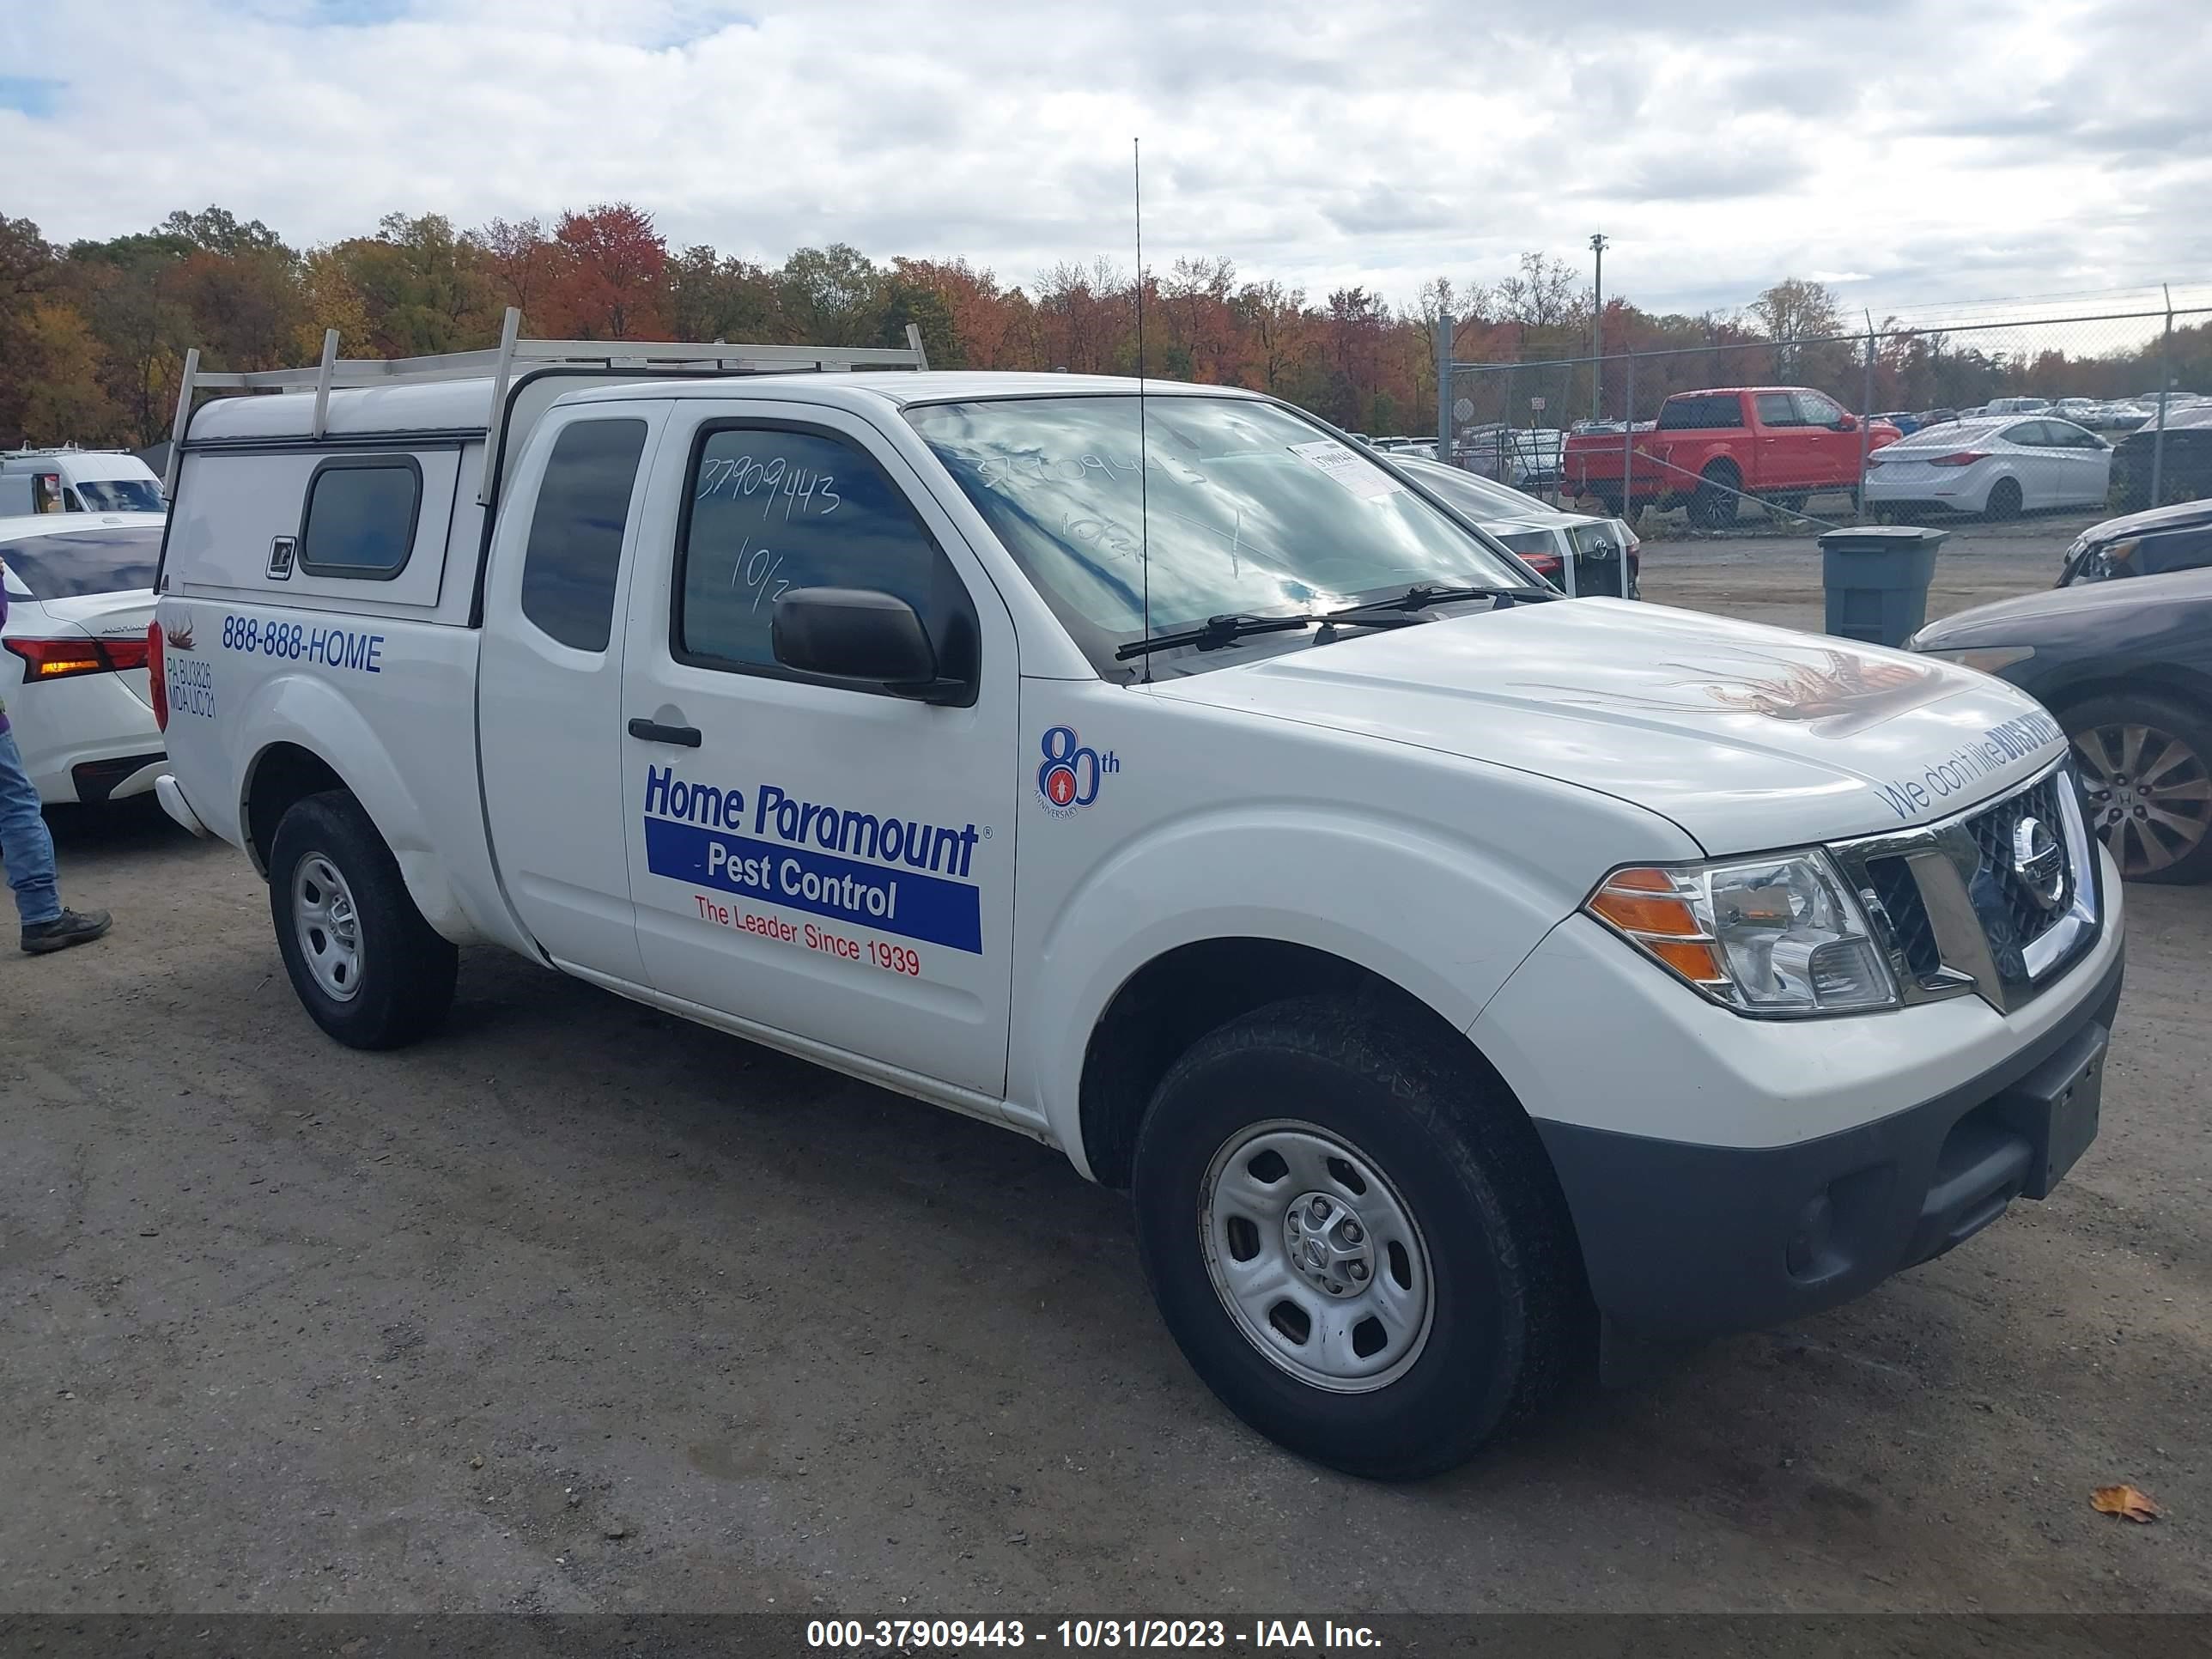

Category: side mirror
[771, 586, 970, 704]
[1834, 414, 1858, 432]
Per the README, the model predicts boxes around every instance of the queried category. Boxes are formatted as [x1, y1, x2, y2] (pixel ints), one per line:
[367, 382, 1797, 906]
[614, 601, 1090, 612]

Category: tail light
[5, 635, 149, 684]
[149, 618, 168, 730]
[1929, 452, 1988, 467]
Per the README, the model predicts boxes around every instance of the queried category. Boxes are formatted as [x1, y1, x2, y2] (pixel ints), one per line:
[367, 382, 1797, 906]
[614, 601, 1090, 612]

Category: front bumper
[1534, 942, 2123, 1351]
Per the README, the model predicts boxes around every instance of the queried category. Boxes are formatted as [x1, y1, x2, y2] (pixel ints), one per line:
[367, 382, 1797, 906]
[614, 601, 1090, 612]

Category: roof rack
[165, 306, 932, 504]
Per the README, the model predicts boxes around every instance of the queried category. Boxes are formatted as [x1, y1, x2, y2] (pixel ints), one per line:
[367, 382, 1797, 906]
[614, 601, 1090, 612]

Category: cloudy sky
[3, 0, 2207, 320]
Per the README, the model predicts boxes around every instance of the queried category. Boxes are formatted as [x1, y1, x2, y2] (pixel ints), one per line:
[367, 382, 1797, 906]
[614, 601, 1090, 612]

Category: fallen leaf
[2091, 1484, 2160, 1522]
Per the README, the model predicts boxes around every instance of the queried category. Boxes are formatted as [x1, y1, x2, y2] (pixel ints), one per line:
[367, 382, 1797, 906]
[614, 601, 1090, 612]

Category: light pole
[1589, 233, 1608, 422]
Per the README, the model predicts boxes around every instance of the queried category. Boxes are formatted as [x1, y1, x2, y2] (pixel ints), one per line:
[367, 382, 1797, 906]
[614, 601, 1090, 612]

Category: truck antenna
[1134, 135, 1152, 684]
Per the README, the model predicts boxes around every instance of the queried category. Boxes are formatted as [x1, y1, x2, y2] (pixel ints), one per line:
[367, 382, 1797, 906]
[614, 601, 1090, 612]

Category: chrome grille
[1861, 854, 1942, 981]
[1834, 762, 2100, 1013]
[1963, 772, 2074, 966]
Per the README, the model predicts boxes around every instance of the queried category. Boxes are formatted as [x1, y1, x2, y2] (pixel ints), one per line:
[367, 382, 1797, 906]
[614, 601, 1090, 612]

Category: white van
[148, 316, 2124, 1478]
[0, 447, 168, 517]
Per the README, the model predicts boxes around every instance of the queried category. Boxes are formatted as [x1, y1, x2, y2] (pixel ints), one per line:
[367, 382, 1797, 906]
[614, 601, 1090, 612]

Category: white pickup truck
[149, 322, 2124, 1479]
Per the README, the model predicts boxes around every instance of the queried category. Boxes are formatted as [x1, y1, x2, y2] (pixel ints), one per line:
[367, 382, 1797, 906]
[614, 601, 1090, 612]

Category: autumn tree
[547, 203, 668, 339]
[890, 258, 1018, 368]
[478, 216, 560, 325]
[15, 299, 123, 444]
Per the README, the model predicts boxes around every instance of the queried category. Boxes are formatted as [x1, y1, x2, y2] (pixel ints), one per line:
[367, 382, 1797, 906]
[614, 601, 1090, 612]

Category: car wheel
[270, 790, 460, 1048]
[1982, 477, 2023, 522]
[1688, 465, 1740, 530]
[1130, 994, 1589, 1480]
[1770, 493, 1808, 518]
[2064, 696, 2212, 884]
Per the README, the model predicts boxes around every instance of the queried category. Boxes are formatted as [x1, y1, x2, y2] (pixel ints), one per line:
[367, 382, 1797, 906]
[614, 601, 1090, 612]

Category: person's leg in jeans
[0, 727, 61, 927]
[0, 727, 109, 951]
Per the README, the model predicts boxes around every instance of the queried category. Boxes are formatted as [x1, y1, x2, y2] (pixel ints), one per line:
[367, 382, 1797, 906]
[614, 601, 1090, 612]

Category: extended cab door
[1791, 390, 1859, 488]
[617, 402, 1018, 1097]
[479, 403, 668, 983]
[1752, 390, 1821, 489]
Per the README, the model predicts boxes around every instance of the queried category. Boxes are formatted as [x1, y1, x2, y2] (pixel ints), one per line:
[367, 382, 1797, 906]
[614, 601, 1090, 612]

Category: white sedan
[1, 514, 167, 805]
[1863, 415, 2112, 520]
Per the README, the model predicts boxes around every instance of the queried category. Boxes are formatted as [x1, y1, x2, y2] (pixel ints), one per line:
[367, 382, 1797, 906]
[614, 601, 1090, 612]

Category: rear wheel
[1770, 492, 1809, 518]
[1982, 477, 2023, 522]
[270, 791, 459, 1048]
[1130, 994, 1587, 1480]
[2063, 695, 2212, 884]
[1688, 464, 1740, 529]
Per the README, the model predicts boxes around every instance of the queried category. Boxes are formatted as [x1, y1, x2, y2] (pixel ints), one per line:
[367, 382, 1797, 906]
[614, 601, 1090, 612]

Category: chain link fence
[1435, 297, 2212, 534]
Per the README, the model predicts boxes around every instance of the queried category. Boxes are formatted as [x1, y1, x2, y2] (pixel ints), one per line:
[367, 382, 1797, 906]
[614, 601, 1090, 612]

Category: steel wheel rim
[1199, 1119, 1435, 1394]
[292, 853, 364, 1002]
[2074, 722, 2212, 877]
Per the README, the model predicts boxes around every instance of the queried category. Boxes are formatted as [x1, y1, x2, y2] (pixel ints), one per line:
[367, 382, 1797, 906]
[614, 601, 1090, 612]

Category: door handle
[627, 717, 702, 747]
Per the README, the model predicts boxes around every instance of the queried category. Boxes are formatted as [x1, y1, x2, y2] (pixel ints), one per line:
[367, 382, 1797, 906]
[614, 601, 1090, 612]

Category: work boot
[21, 908, 112, 954]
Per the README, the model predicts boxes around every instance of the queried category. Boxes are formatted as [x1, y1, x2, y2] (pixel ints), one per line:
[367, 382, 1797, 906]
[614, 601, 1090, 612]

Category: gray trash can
[1820, 525, 1948, 649]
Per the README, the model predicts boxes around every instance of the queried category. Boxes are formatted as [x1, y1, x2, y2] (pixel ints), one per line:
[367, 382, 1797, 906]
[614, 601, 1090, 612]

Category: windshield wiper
[1324, 581, 1557, 623]
[1113, 609, 1422, 661]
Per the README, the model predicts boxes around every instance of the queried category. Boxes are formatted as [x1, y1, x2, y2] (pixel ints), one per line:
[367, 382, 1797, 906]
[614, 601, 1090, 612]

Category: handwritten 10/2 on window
[678, 428, 971, 683]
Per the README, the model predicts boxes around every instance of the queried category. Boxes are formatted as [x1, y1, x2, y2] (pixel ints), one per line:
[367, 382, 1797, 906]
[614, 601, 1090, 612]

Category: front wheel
[2064, 695, 2212, 884]
[1130, 996, 1587, 1480]
[270, 790, 459, 1048]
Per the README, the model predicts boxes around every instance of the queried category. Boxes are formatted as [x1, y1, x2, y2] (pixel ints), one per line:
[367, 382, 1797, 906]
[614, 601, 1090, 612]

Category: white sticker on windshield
[1289, 440, 1405, 500]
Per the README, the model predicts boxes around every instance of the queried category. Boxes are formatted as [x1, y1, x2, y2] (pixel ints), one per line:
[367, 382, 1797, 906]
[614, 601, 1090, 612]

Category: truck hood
[1152, 599, 2067, 852]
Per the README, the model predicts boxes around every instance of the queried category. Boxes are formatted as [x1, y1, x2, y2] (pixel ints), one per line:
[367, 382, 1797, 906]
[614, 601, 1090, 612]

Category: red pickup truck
[1561, 387, 1900, 527]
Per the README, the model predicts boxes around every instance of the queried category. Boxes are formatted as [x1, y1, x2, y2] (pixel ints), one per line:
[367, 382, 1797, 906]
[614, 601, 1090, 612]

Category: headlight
[1916, 644, 2035, 673]
[1586, 853, 1899, 1017]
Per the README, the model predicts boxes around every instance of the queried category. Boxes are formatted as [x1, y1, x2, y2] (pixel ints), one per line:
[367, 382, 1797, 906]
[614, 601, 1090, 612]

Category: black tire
[270, 790, 459, 1048]
[1982, 477, 2023, 522]
[1130, 994, 1588, 1480]
[2062, 693, 2212, 884]
[1688, 464, 1740, 529]
[1770, 492, 1808, 517]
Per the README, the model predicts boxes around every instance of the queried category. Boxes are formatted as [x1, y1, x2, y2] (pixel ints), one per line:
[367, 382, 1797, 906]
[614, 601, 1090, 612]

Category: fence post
[2153, 286, 2173, 508]
[1620, 349, 1638, 538]
[1436, 313, 1452, 465]
[1858, 313, 1875, 525]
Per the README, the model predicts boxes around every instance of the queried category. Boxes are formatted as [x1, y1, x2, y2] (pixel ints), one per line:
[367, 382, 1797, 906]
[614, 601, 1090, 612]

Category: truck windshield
[71, 477, 166, 513]
[906, 395, 1527, 670]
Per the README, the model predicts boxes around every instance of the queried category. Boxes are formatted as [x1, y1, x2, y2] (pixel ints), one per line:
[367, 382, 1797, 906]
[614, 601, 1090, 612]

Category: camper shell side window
[296, 455, 425, 581]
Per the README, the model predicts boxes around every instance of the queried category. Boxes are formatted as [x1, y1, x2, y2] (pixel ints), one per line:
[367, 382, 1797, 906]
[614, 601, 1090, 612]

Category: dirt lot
[3, 520, 2208, 1616]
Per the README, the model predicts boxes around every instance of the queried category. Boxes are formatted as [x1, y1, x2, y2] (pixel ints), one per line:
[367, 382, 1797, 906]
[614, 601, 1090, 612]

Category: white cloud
[2, 0, 2204, 316]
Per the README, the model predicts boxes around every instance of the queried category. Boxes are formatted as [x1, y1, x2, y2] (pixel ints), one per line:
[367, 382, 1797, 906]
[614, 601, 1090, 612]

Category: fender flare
[1016, 803, 1582, 1173]
[237, 672, 477, 942]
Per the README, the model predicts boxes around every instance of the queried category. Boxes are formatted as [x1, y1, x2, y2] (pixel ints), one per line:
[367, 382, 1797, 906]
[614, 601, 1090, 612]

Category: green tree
[667, 245, 779, 342]
[0, 216, 62, 444]
[776, 244, 884, 346]
[877, 276, 962, 368]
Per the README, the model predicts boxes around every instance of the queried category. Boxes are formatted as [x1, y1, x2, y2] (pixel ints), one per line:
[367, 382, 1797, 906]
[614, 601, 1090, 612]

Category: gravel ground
[3, 524, 2207, 1616]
